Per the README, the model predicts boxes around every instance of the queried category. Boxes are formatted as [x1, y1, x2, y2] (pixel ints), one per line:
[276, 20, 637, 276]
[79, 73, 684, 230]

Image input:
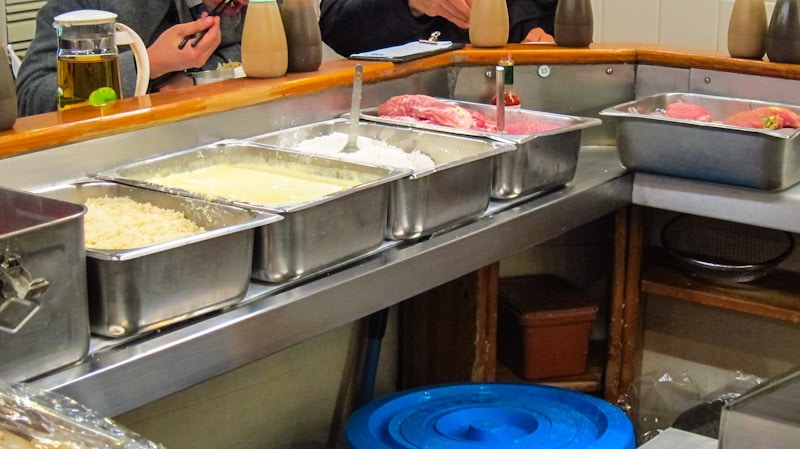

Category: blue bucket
[345, 383, 635, 449]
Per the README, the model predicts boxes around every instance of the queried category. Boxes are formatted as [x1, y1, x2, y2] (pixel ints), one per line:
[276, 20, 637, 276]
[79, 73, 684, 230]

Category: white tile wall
[596, 0, 776, 57]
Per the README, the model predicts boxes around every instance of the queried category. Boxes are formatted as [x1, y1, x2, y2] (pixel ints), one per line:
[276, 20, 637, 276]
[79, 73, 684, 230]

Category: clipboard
[350, 40, 465, 62]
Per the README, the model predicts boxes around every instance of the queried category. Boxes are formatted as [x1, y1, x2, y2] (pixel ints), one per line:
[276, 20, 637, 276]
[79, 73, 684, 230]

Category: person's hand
[147, 15, 222, 79]
[202, 0, 249, 16]
[522, 27, 555, 43]
[408, 0, 471, 29]
[156, 72, 196, 92]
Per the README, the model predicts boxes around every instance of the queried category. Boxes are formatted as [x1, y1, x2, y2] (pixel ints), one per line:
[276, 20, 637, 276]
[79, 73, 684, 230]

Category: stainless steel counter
[29, 146, 630, 417]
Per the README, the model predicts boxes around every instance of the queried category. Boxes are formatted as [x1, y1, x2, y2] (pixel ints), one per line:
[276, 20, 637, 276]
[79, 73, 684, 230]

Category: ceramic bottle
[728, 0, 767, 59]
[281, 0, 323, 72]
[0, 50, 17, 130]
[242, 0, 289, 78]
[766, 0, 800, 63]
[469, 0, 509, 48]
[554, 0, 594, 48]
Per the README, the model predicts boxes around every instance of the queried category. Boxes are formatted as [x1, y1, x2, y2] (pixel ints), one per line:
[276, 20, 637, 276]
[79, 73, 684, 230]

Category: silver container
[0, 186, 89, 382]
[95, 142, 409, 283]
[35, 181, 281, 337]
[600, 92, 800, 191]
[246, 119, 514, 240]
[720, 366, 800, 449]
[358, 99, 601, 199]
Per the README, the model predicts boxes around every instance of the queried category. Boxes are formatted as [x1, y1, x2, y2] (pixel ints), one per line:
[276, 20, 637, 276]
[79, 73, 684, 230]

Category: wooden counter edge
[4, 45, 800, 159]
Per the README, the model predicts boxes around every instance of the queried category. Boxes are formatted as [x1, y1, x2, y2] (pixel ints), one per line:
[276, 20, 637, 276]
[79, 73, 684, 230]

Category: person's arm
[507, 0, 558, 42]
[320, 0, 436, 56]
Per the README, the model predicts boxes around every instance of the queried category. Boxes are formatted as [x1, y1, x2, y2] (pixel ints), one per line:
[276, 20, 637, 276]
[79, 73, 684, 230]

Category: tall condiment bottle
[242, 0, 289, 78]
[469, 0, 509, 48]
[491, 55, 521, 108]
[766, 0, 800, 63]
[0, 46, 17, 130]
[727, 0, 767, 59]
[554, 0, 594, 48]
[280, 0, 323, 72]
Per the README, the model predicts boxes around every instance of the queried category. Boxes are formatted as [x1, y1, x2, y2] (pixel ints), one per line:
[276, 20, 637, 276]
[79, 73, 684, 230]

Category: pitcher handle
[115, 23, 150, 97]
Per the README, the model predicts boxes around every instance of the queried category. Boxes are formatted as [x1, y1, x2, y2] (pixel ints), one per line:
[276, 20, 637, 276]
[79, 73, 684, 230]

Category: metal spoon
[343, 64, 363, 153]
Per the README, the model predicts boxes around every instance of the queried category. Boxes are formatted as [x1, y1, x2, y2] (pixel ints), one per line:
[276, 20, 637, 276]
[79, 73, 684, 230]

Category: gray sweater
[16, 0, 245, 116]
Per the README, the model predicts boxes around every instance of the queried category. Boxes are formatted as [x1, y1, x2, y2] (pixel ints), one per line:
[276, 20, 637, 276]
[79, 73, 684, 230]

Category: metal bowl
[661, 214, 794, 283]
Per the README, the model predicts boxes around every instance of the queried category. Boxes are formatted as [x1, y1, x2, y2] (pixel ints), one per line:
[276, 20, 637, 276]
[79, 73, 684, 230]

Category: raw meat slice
[664, 102, 712, 122]
[724, 110, 785, 130]
[751, 106, 800, 128]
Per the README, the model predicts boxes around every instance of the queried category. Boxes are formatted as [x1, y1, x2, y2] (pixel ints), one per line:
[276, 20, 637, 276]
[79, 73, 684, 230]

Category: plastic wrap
[0, 382, 165, 449]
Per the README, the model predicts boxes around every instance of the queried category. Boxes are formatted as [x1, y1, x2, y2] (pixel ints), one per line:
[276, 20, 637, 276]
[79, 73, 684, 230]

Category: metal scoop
[343, 64, 363, 153]
[495, 65, 505, 133]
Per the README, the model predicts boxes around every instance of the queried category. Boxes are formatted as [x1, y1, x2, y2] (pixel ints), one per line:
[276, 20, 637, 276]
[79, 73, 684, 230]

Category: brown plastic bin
[497, 275, 598, 380]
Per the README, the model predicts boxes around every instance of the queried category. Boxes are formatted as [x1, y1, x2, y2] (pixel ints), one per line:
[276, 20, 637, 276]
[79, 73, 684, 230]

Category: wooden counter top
[3, 45, 800, 159]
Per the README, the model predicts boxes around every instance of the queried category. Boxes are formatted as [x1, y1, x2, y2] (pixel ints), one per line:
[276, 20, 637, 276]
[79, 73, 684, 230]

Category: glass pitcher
[54, 10, 150, 110]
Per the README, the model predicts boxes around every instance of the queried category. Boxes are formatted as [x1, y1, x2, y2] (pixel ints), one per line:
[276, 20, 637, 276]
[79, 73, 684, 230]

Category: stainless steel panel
[601, 92, 800, 190]
[35, 181, 280, 337]
[0, 187, 89, 383]
[95, 143, 409, 282]
[690, 69, 800, 106]
[358, 99, 601, 199]
[635, 65, 691, 98]
[246, 119, 513, 240]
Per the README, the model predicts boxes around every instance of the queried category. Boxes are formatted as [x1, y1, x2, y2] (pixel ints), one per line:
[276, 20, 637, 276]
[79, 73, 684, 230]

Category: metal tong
[178, 0, 235, 50]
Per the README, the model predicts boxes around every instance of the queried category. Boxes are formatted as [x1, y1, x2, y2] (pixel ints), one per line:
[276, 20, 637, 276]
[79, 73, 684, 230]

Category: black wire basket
[661, 214, 794, 284]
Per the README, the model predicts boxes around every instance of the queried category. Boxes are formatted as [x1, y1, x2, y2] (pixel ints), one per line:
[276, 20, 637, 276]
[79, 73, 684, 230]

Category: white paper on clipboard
[349, 40, 462, 62]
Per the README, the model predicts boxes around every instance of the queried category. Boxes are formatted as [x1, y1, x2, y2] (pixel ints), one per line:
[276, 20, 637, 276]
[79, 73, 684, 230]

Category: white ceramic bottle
[728, 0, 767, 59]
[469, 0, 509, 48]
[242, 0, 289, 78]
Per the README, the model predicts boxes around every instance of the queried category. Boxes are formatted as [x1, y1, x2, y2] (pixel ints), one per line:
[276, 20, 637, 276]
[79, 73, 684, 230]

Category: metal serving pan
[96, 142, 409, 283]
[35, 181, 281, 338]
[0, 186, 88, 383]
[246, 119, 514, 240]
[600, 92, 800, 191]
[357, 99, 602, 199]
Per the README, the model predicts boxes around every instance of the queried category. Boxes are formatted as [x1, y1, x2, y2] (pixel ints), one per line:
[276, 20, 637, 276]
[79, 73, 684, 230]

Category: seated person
[16, 0, 248, 117]
[319, 0, 557, 57]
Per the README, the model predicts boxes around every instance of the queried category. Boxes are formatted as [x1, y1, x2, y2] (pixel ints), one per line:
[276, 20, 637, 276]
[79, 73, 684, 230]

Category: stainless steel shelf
[29, 147, 631, 417]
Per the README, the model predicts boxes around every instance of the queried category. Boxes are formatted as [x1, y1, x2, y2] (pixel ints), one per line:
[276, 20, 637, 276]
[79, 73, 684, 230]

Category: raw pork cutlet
[724, 110, 784, 130]
[378, 94, 475, 129]
[664, 102, 712, 122]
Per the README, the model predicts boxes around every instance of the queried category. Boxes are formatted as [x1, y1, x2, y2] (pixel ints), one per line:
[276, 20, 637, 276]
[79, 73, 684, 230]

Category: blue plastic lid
[345, 383, 635, 449]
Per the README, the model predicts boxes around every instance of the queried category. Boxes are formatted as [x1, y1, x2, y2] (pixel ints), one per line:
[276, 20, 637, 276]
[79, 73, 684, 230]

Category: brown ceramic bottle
[0, 52, 17, 130]
[554, 0, 594, 48]
[728, 0, 767, 59]
[280, 0, 323, 72]
[766, 0, 800, 63]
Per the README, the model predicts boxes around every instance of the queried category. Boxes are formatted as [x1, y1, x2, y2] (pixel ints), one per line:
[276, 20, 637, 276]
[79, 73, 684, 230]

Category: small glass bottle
[280, 0, 323, 73]
[469, 0, 509, 48]
[766, 0, 800, 63]
[491, 55, 521, 108]
[554, 0, 594, 48]
[241, 0, 289, 78]
[727, 0, 767, 59]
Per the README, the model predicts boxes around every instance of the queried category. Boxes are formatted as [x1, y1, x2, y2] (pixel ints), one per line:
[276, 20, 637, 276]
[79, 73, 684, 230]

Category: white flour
[293, 132, 436, 170]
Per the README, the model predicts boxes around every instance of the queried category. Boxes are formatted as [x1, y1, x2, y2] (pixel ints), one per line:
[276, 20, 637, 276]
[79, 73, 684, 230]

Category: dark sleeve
[319, 0, 436, 56]
[507, 0, 558, 42]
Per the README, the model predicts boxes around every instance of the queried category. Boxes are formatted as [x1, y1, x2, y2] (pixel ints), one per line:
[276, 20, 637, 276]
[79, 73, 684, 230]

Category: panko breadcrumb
[84, 196, 205, 249]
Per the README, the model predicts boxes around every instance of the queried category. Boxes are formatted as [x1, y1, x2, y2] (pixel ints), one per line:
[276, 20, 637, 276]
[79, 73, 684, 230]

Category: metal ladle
[343, 64, 363, 153]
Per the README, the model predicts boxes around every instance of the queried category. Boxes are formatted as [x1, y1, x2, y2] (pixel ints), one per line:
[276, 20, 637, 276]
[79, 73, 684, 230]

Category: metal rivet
[704, 77, 711, 84]
[537, 65, 551, 78]
[606, 67, 614, 75]
[108, 325, 127, 337]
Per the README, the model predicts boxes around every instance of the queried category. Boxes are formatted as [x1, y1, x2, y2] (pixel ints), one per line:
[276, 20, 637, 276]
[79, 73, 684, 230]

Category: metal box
[36, 181, 281, 337]
[358, 99, 601, 199]
[719, 366, 800, 449]
[0, 187, 89, 382]
[246, 119, 514, 240]
[600, 92, 800, 190]
[96, 143, 409, 283]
